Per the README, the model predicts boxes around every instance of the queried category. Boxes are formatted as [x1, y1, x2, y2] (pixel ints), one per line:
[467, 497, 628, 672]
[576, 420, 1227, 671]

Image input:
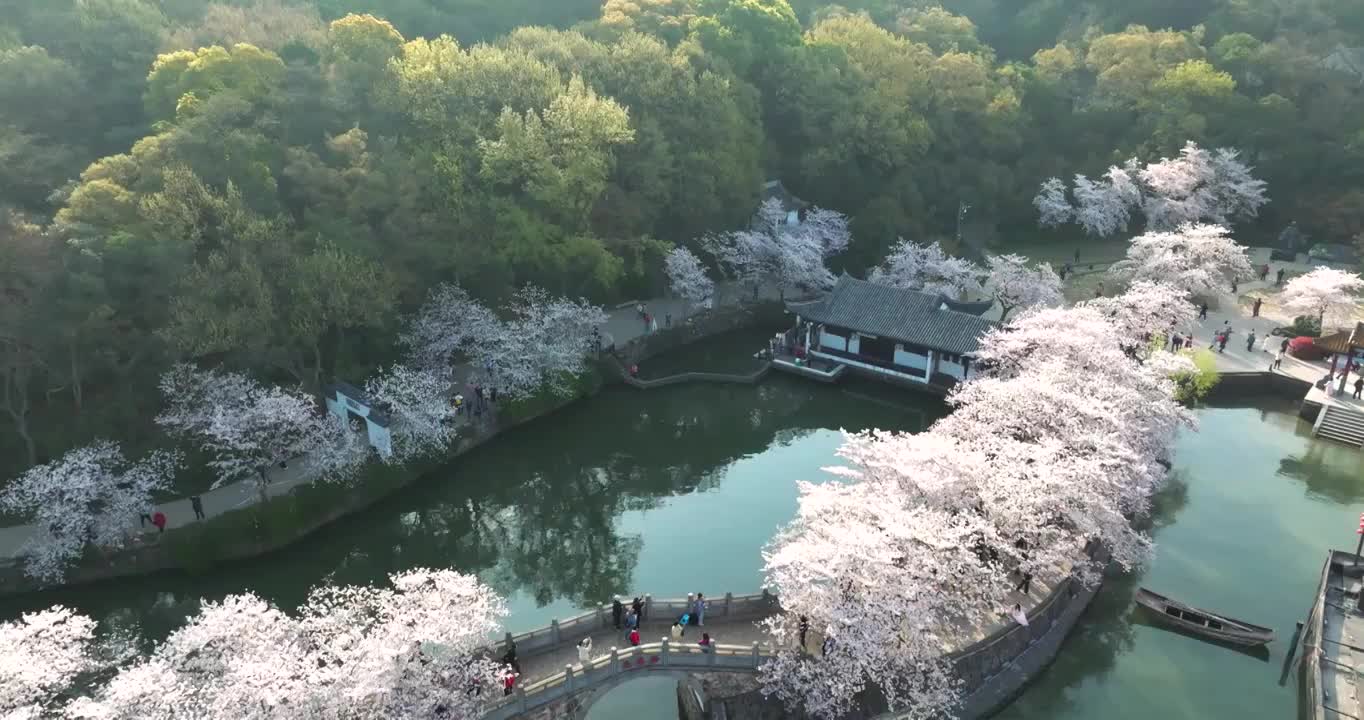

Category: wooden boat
[1135, 588, 1276, 647]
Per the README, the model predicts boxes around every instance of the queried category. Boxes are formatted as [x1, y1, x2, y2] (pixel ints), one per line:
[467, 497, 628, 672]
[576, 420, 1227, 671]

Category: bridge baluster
[565, 664, 575, 693]
[661, 637, 670, 666]
[550, 618, 560, 645]
[724, 592, 732, 617]
[751, 641, 760, 667]
[609, 647, 620, 676]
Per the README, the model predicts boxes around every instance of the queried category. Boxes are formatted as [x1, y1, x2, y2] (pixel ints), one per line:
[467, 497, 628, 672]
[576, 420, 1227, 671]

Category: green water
[3, 373, 939, 645]
[6, 329, 1361, 720]
[999, 400, 1364, 720]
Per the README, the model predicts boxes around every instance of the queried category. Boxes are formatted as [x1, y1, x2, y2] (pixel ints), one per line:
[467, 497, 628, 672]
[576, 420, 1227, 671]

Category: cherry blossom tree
[1084, 280, 1199, 351]
[0, 442, 181, 582]
[986, 254, 1064, 321]
[1072, 163, 1141, 237]
[1, 606, 98, 718]
[868, 240, 984, 299]
[664, 246, 715, 310]
[705, 198, 850, 297]
[1279, 266, 1364, 330]
[1107, 223, 1255, 297]
[1140, 144, 1268, 230]
[69, 569, 508, 720]
[400, 283, 501, 373]
[365, 364, 457, 463]
[1033, 177, 1071, 229]
[761, 288, 1195, 718]
[157, 364, 366, 502]
[401, 283, 606, 400]
[476, 286, 608, 399]
[1034, 142, 1268, 234]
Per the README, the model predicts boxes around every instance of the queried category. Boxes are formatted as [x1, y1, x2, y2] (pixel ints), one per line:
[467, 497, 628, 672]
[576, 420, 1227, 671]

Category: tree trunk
[69, 342, 83, 412]
[1, 367, 37, 468]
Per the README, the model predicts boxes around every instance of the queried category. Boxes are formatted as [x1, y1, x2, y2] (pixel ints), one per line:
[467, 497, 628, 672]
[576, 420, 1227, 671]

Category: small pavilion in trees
[784, 274, 996, 391]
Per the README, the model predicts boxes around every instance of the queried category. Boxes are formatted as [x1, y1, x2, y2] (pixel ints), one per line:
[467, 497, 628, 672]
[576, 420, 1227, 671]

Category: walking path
[0, 281, 780, 564]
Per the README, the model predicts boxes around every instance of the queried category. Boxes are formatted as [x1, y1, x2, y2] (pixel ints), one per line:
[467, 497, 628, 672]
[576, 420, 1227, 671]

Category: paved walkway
[0, 281, 780, 563]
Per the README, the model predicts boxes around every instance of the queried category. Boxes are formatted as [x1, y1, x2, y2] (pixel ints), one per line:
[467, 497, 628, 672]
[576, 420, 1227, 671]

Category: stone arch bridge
[480, 592, 780, 720]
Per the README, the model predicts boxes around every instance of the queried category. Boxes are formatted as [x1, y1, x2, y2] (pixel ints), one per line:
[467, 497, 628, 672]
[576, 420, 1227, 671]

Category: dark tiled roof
[787, 275, 997, 356]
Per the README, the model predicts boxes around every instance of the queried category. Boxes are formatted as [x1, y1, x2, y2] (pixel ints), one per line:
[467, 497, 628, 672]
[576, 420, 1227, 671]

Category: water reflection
[3, 376, 937, 643]
[1278, 443, 1364, 503]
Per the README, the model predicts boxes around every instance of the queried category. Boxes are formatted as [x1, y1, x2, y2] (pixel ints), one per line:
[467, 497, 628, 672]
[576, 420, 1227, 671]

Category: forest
[1, 0, 1362, 479]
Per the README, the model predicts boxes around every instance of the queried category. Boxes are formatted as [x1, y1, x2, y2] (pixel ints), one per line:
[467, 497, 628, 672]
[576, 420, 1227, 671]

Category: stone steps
[1316, 405, 1364, 446]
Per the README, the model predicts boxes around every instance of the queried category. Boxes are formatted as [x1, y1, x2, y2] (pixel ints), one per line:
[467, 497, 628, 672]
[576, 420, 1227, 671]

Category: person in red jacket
[629, 628, 640, 646]
[151, 511, 167, 533]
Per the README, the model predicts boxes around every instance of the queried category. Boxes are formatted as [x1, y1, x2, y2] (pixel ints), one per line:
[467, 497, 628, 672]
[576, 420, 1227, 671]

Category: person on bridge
[698, 633, 712, 652]
[612, 596, 623, 629]
[577, 637, 593, 664]
[629, 628, 641, 646]
[671, 620, 685, 640]
[151, 510, 167, 533]
[502, 672, 517, 697]
[693, 593, 705, 627]
[625, 608, 638, 632]
[631, 596, 644, 621]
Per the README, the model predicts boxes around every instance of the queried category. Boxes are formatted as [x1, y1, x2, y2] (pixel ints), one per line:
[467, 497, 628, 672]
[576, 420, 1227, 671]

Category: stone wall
[694, 566, 1103, 720]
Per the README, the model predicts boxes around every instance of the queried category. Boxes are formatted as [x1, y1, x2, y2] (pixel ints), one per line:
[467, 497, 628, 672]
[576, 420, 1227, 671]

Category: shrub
[1291, 315, 1322, 338]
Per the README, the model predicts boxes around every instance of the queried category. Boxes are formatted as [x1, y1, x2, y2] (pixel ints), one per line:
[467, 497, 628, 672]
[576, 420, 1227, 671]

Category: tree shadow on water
[1277, 443, 1364, 504]
[990, 569, 1145, 718]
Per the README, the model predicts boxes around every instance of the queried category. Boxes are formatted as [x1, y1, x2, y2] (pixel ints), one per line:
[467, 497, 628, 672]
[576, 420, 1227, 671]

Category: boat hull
[1135, 588, 1275, 647]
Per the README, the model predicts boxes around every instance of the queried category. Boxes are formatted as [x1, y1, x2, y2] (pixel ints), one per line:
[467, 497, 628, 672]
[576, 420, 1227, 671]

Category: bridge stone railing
[483, 640, 773, 720]
[496, 590, 779, 659]
[481, 591, 779, 719]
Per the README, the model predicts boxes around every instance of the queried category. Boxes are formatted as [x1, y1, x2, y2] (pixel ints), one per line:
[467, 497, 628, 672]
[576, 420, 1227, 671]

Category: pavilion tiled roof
[1313, 322, 1364, 355]
[787, 274, 997, 356]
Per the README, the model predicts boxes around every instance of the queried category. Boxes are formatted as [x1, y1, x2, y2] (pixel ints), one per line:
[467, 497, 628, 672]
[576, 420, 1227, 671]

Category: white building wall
[893, 344, 928, 370]
[938, 358, 966, 379]
[820, 330, 847, 352]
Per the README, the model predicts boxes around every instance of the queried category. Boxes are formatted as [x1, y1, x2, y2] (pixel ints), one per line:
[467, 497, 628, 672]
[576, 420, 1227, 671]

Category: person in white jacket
[577, 636, 592, 664]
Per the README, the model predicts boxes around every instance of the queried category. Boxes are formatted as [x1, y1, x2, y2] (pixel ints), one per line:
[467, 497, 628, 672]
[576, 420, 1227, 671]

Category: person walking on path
[1260, 333, 1274, 353]
[577, 637, 592, 664]
[625, 609, 638, 632]
[140, 512, 152, 528]
[151, 510, 167, 533]
[190, 495, 205, 521]
[1252, 297, 1263, 317]
[1260, 264, 1270, 282]
[1015, 571, 1033, 595]
[665, 313, 672, 329]
[1281, 337, 1291, 353]
[629, 628, 641, 646]
[1276, 268, 1286, 286]
[612, 596, 623, 629]
[1198, 302, 1209, 321]
[1246, 331, 1257, 352]
[1218, 333, 1230, 354]
[798, 615, 810, 651]
[1272, 349, 1285, 371]
[693, 593, 705, 627]
[1354, 377, 1363, 400]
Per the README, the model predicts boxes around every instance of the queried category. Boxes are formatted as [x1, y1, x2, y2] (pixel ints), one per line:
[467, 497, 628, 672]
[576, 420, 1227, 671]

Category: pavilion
[781, 274, 997, 392]
[1313, 323, 1364, 390]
